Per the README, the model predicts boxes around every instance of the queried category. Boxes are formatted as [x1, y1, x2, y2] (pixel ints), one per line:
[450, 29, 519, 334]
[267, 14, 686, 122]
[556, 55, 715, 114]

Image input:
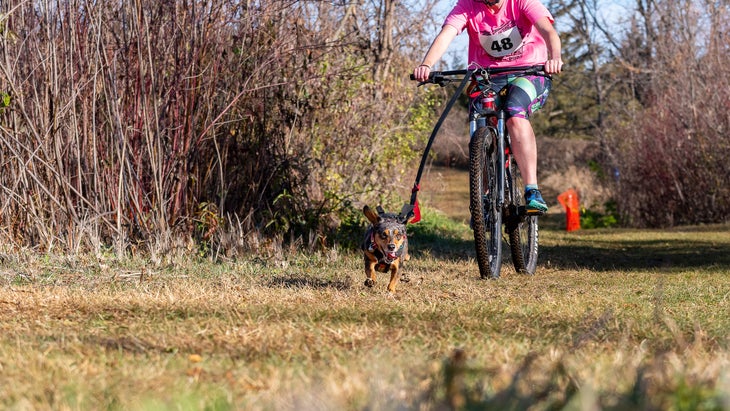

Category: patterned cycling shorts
[488, 74, 552, 119]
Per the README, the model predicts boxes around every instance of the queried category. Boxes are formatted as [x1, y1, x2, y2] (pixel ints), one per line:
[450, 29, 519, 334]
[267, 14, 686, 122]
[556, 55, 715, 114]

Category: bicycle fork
[470, 110, 507, 210]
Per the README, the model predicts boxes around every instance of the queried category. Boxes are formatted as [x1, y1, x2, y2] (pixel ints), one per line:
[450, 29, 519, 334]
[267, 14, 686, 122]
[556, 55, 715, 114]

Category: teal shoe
[525, 188, 548, 214]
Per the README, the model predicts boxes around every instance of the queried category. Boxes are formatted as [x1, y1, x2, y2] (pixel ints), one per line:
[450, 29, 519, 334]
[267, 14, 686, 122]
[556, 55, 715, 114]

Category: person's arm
[413, 25, 459, 81]
[534, 17, 563, 74]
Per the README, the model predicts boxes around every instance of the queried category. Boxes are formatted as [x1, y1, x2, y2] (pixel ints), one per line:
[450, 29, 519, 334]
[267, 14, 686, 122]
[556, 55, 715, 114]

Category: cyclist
[413, 0, 563, 213]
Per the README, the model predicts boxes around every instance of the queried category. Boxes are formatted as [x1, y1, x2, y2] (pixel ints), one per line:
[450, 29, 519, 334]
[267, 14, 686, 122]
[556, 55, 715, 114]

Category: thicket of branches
[608, 0, 730, 227]
[0, 0, 437, 256]
[550, 0, 730, 227]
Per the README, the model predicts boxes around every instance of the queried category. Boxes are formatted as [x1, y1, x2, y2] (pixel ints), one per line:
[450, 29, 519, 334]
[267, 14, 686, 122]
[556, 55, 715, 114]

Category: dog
[361, 205, 412, 293]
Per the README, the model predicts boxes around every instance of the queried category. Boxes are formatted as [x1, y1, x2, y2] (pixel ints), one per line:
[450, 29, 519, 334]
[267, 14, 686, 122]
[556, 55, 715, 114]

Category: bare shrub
[0, 0, 437, 255]
[604, 0, 730, 227]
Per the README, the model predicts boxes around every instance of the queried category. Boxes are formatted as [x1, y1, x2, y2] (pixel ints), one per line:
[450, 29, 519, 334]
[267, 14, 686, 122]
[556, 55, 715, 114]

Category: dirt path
[414, 165, 568, 231]
[416, 166, 471, 224]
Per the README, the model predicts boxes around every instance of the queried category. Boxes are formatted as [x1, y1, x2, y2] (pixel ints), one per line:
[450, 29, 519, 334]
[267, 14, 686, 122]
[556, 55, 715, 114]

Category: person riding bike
[413, 0, 563, 213]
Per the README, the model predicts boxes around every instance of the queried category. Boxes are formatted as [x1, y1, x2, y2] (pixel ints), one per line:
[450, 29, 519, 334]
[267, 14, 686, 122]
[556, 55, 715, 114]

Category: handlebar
[410, 65, 547, 87]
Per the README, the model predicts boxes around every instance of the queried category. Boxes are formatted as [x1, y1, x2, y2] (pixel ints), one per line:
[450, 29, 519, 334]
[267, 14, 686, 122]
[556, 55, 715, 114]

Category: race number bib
[479, 26, 523, 58]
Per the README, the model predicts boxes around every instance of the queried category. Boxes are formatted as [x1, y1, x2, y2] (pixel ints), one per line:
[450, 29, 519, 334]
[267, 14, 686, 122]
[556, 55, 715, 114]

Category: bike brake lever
[433, 76, 451, 87]
[414, 75, 452, 87]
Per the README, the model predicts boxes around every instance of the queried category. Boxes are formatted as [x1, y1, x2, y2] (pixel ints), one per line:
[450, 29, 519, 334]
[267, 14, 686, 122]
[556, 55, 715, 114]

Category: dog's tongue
[386, 252, 398, 260]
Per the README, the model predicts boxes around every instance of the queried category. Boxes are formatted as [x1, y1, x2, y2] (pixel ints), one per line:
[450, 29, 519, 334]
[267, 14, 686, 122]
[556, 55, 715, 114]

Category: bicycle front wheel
[506, 159, 539, 274]
[469, 126, 503, 279]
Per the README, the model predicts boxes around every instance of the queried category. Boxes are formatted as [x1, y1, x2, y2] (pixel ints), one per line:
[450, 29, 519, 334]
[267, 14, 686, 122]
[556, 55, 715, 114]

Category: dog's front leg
[400, 240, 411, 283]
[364, 256, 377, 287]
[387, 261, 400, 293]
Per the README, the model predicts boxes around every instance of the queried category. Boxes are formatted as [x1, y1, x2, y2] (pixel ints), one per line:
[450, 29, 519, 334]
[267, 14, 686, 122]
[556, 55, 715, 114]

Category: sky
[429, 0, 633, 69]
[431, 0, 469, 69]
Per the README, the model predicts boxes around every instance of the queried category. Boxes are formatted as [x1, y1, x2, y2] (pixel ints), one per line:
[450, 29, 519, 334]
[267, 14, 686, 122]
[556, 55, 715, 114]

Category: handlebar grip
[409, 73, 416, 81]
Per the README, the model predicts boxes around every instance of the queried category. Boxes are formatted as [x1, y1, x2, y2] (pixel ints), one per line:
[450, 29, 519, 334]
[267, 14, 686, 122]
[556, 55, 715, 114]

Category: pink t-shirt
[444, 0, 554, 68]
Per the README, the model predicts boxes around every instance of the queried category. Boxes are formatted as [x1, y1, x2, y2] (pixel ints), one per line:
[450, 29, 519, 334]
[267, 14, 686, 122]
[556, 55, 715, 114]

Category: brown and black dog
[361, 205, 413, 293]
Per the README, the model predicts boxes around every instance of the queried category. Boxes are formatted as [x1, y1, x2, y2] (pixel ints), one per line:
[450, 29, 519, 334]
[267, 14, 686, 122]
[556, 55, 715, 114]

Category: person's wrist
[419, 63, 432, 69]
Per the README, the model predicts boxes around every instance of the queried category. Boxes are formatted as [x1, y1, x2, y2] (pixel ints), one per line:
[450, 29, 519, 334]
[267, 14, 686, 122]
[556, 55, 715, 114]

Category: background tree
[544, 0, 730, 227]
[603, 0, 730, 226]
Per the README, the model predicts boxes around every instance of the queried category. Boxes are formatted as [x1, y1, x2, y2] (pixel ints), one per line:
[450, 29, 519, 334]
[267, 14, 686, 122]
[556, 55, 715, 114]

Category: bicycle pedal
[517, 205, 544, 216]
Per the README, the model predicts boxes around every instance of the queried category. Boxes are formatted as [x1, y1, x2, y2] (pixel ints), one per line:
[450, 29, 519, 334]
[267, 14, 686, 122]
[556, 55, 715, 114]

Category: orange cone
[557, 189, 581, 232]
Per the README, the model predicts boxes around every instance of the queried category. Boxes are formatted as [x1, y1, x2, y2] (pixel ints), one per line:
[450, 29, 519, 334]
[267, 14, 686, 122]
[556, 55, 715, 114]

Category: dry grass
[1, 170, 729, 410]
[1, 228, 728, 410]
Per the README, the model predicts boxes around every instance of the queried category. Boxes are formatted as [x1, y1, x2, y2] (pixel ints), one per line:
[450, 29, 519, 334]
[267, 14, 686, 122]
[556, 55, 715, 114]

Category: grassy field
[1, 169, 729, 410]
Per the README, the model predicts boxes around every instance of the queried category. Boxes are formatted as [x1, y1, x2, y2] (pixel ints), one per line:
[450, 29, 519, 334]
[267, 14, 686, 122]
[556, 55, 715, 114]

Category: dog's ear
[398, 204, 416, 224]
[376, 205, 386, 216]
[363, 205, 380, 224]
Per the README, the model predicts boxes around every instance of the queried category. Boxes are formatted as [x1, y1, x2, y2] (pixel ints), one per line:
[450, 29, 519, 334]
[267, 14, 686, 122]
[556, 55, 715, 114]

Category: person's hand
[413, 64, 432, 82]
[544, 58, 563, 74]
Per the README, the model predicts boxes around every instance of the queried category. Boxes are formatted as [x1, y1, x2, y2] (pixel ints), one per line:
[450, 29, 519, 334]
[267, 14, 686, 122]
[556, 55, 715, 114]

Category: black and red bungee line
[403, 70, 473, 224]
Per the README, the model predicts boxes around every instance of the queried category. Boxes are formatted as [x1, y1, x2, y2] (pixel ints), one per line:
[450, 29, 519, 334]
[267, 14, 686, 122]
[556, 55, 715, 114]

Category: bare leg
[506, 117, 538, 186]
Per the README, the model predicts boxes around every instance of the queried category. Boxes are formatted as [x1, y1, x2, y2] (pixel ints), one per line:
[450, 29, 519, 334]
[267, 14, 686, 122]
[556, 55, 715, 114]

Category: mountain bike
[413, 66, 547, 279]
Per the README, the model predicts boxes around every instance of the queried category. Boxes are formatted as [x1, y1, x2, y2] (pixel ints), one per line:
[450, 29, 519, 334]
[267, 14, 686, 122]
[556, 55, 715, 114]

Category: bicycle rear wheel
[469, 126, 503, 279]
[506, 159, 539, 274]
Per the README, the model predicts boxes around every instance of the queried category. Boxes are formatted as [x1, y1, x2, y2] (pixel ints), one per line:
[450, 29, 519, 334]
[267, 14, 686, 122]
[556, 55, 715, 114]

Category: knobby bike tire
[469, 126, 502, 279]
[505, 156, 539, 274]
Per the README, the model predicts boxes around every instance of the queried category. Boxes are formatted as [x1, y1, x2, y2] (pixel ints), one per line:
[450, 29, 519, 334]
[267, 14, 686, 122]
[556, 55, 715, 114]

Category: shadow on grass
[542, 213, 730, 271]
[407, 211, 730, 272]
[541, 238, 730, 272]
[407, 221, 475, 261]
[267, 275, 353, 290]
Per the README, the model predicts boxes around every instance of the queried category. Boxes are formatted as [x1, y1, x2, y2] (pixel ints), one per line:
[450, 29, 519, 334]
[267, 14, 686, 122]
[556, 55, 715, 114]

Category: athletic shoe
[525, 188, 548, 214]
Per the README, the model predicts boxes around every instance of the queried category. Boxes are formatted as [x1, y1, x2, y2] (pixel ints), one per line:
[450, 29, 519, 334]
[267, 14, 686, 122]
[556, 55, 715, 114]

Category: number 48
[491, 38, 514, 53]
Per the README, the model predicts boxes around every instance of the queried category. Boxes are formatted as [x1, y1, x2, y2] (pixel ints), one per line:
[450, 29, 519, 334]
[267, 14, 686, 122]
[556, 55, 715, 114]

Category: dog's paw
[400, 274, 411, 283]
[364, 278, 375, 287]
